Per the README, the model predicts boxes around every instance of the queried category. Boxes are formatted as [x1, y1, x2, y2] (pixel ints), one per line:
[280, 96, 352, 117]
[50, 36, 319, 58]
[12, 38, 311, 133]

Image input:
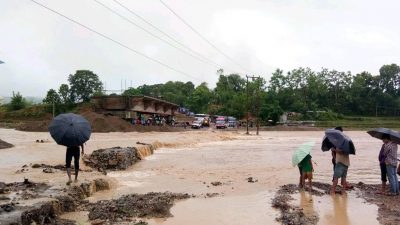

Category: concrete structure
[91, 95, 179, 119]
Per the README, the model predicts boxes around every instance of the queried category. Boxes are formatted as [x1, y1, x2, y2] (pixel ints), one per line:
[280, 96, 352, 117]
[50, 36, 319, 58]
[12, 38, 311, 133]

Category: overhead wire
[159, 0, 253, 75]
[29, 0, 202, 82]
[93, 0, 215, 68]
[111, 0, 234, 72]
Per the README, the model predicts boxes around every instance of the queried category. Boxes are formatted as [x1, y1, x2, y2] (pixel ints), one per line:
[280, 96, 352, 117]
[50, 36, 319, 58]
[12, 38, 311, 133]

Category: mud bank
[0, 139, 13, 149]
[356, 182, 400, 225]
[11, 110, 189, 133]
[0, 178, 109, 225]
[272, 184, 320, 225]
[87, 192, 191, 224]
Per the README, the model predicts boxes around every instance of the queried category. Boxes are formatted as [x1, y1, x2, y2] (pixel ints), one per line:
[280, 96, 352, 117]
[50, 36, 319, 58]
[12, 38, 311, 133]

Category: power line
[159, 0, 251, 74]
[93, 0, 214, 68]
[112, 0, 232, 72]
[29, 0, 202, 82]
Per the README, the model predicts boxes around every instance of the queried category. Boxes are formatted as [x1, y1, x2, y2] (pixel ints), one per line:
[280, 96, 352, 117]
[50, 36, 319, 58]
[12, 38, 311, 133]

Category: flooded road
[0, 129, 384, 224]
[88, 131, 381, 225]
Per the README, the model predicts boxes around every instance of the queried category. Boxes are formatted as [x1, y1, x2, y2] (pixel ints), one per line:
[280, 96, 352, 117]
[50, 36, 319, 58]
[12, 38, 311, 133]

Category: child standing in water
[299, 154, 314, 191]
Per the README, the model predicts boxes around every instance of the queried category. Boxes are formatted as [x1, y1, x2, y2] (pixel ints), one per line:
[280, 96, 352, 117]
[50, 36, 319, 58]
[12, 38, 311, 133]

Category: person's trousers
[386, 164, 399, 194]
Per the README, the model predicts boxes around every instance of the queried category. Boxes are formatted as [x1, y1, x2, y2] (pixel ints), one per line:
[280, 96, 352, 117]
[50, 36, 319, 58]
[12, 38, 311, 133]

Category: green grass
[315, 116, 400, 130]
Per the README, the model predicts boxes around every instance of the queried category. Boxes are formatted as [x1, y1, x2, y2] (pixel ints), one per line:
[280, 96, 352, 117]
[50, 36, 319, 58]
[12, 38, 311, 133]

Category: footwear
[66, 180, 72, 185]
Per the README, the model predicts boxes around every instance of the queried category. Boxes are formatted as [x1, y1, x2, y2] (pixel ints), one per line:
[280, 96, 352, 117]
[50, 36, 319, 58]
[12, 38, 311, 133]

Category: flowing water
[0, 129, 383, 224]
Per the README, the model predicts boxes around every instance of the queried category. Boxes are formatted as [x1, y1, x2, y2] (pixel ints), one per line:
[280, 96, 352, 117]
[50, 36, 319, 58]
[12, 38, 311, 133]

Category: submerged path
[0, 129, 386, 224]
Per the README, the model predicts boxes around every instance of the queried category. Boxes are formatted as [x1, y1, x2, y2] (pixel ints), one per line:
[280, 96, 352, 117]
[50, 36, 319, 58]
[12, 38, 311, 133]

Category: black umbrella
[48, 113, 91, 147]
[367, 128, 400, 145]
[321, 129, 355, 155]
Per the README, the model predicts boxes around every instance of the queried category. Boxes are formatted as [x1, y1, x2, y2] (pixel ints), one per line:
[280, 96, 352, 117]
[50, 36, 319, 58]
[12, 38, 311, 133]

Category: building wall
[91, 96, 178, 118]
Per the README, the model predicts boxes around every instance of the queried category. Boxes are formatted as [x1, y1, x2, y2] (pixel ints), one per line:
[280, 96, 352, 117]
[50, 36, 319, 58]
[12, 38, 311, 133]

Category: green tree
[68, 70, 103, 102]
[187, 82, 211, 113]
[43, 89, 61, 104]
[9, 91, 27, 111]
[346, 72, 376, 115]
[58, 84, 71, 104]
[378, 64, 400, 95]
[123, 87, 141, 96]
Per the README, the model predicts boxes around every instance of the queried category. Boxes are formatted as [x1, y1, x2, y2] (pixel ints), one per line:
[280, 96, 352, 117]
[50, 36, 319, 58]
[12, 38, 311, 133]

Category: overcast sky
[1, 0, 399, 97]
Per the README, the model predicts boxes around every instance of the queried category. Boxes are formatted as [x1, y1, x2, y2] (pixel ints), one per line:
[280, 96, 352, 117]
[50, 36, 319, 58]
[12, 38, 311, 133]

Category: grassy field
[315, 116, 400, 130]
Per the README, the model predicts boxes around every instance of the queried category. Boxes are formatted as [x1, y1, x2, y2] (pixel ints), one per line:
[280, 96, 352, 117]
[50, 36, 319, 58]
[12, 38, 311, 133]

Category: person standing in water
[66, 144, 84, 185]
[382, 134, 399, 195]
[378, 143, 387, 194]
[299, 154, 314, 191]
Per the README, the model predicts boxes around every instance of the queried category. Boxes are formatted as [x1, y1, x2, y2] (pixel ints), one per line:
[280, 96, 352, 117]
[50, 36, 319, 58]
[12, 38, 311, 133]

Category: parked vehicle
[191, 120, 202, 129]
[194, 114, 210, 127]
[227, 116, 237, 127]
[216, 120, 227, 129]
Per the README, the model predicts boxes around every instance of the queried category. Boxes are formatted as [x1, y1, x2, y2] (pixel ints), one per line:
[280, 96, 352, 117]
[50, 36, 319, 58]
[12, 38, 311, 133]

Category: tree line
[123, 64, 400, 122]
[4, 64, 400, 123]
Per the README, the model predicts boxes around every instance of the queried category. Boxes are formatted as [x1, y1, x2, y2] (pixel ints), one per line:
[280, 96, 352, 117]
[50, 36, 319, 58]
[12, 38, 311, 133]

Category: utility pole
[52, 98, 55, 118]
[246, 75, 249, 135]
[246, 75, 261, 135]
[255, 78, 261, 135]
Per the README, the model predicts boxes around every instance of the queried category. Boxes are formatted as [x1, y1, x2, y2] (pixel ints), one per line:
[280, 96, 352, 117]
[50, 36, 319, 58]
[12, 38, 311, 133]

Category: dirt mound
[14, 111, 184, 133]
[16, 120, 50, 132]
[0, 139, 13, 149]
[79, 111, 185, 132]
[80, 111, 135, 132]
[87, 192, 190, 223]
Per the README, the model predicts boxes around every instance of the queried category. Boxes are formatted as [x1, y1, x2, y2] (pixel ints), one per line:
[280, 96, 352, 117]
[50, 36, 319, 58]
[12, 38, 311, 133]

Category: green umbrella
[292, 141, 315, 167]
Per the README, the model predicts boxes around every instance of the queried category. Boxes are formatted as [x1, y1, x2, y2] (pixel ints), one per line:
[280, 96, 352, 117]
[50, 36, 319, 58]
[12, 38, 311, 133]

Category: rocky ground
[0, 177, 199, 225]
[83, 147, 142, 172]
[87, 192, 191, 224]
[0, 144, 211, 225]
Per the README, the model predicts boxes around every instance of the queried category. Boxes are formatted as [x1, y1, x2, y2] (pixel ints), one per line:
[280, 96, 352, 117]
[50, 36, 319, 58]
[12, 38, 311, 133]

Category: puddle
[148, 191, 279, 225]
[290, 190, 379, 225]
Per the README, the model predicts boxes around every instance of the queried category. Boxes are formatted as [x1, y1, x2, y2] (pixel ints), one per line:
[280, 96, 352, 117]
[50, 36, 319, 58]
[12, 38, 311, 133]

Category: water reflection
[299, 190, 316, 215]
[325, 195, 350, 225]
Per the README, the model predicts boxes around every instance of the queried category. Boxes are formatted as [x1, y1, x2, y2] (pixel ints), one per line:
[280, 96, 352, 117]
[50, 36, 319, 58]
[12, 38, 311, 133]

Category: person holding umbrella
[292, 142, 315, 191]
[299, 154, 314, 191]
[48, 113, 91, 185]
[367, 128, 400, 195]
[382, 134, 399, 195]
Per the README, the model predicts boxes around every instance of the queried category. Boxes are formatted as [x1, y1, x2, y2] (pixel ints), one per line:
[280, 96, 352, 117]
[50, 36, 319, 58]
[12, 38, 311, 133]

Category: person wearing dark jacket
[378, 144, 387, 194]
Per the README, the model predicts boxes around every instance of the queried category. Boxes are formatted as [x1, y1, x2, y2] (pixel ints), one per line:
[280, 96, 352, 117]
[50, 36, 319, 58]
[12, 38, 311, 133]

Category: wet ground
[0, 128, 396, 224]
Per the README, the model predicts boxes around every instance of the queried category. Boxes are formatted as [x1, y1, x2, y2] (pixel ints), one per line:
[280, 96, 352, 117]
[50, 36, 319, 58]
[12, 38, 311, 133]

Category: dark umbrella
[321, 129, 355, 155]
[48, 113, 91, 147]
[367, 128, 400, 145]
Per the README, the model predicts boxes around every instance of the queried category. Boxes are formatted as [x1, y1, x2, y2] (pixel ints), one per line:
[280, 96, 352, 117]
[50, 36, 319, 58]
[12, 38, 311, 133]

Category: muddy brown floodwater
[0, 129, 388, 224]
